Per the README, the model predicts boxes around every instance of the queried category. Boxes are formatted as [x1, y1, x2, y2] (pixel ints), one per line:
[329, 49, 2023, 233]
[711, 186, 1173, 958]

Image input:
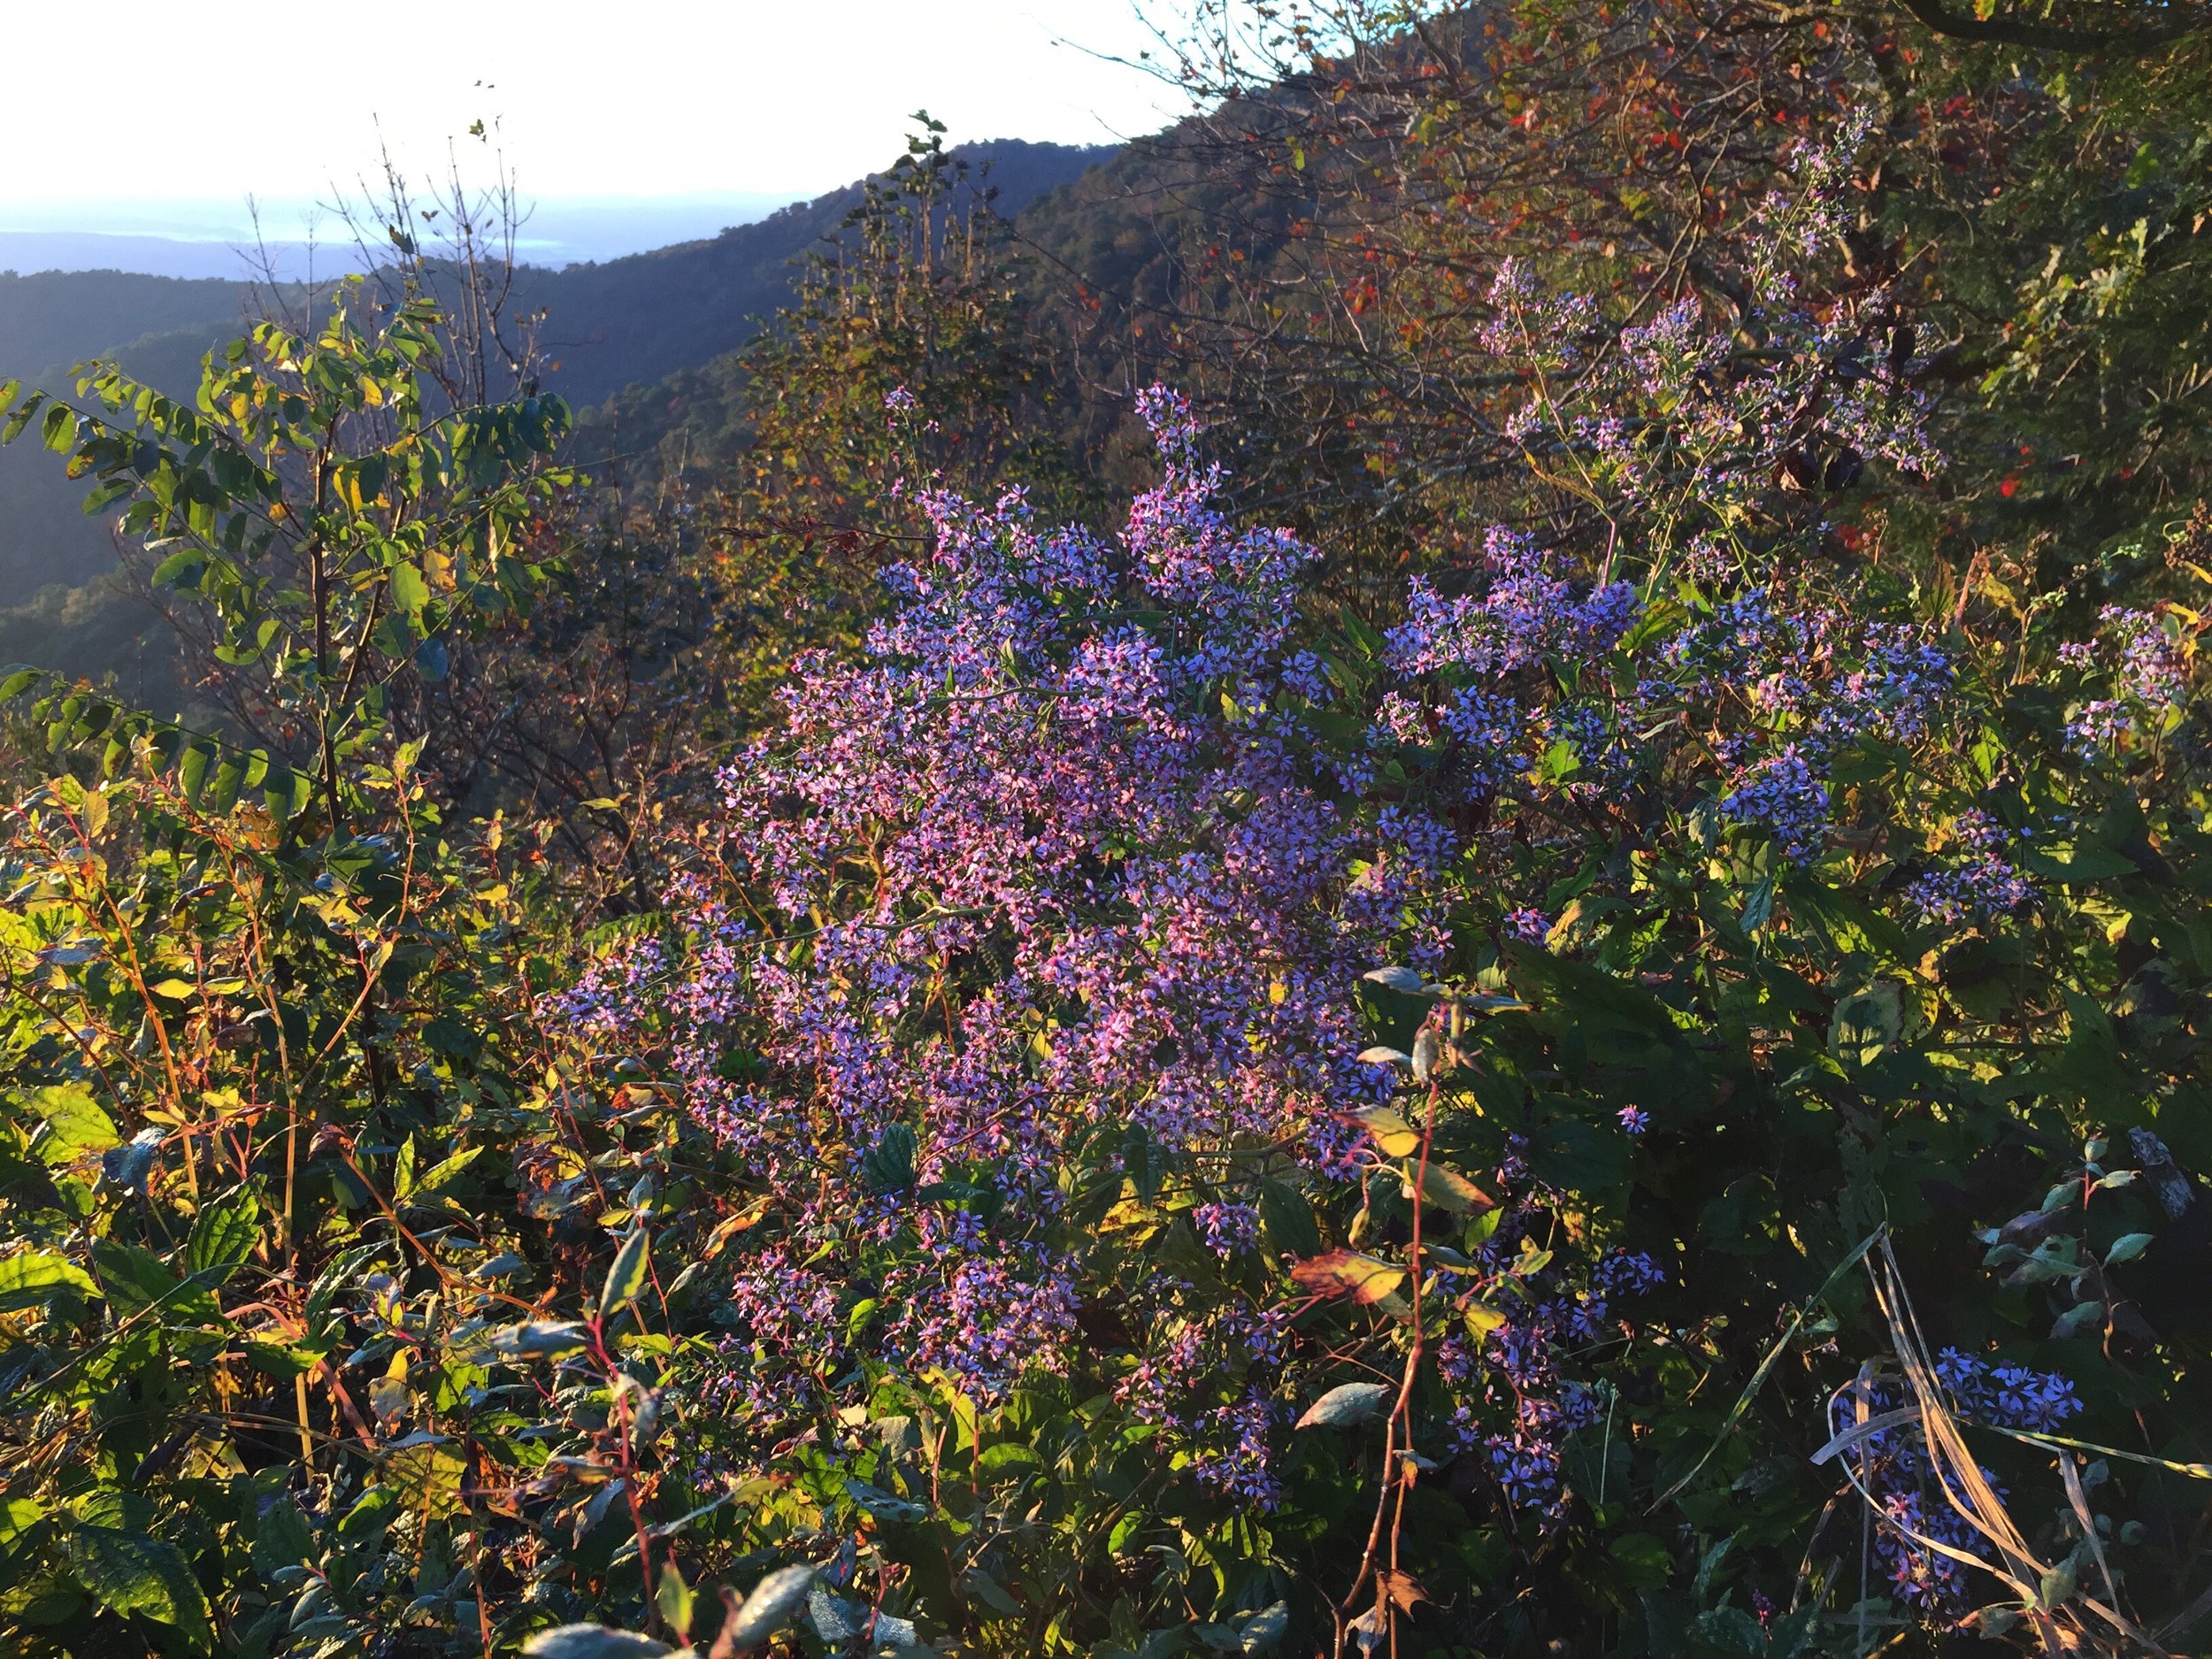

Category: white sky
[0, 1, 1183, 222]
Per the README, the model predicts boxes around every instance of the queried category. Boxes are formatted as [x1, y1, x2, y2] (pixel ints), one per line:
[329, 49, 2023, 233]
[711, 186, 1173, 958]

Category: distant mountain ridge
[0, 138, 1113, 605]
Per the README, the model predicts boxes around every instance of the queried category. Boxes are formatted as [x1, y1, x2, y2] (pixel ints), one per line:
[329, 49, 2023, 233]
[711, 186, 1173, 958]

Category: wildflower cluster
[1832, 1354, 2081, 1609]
[563, 392, 1457, 1463]
[1486, 111, 1940, 579]
[1904, 810, 2037, 926]
[2065, 604, 2193, 759]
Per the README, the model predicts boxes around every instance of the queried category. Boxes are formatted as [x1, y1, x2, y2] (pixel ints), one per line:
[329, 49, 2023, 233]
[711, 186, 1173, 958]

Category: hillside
[0, 139, 1110, 607]
[527, 138, 1109, 411]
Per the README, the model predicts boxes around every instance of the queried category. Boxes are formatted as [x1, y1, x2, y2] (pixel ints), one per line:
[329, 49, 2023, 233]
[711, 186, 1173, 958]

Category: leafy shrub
[0, 100, 2209, 1659]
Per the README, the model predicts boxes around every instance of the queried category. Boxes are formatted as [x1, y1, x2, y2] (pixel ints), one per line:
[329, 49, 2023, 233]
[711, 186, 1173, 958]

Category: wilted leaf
[1411, 1026, 1442, 1083]
[1289, 1249, 1406, 1304]
[1379, 1569, 1429, 1613]
[1356, 1046, 1410, 1067]
[100, 1128, 164, 1194]
[1295, 1381, 1394, 1428]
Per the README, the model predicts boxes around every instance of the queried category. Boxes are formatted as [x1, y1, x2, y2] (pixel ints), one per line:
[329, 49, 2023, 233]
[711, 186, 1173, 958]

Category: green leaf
[2104, 1232, 2153, 1265]
[390, 560, 431, 619]
[656, 1562, 695, 1647]
[721, 1565, 815, 1651]
[19, 1085, 118, 1165]
[250, 1500, 314, 1579]
[1608, 1533, 1674, 1590]
[1240, 1602, 1290, 1655]
[1257, 1179, 1321, 1259]
[65, 1525, 211, 1645]
[520, 1629, 672, 1659]
[491, 1320, 589, 1360]
[1830, 983, 1901, 1069]
[92, 1239, 212, 1321]
[863, 1124, 918, 1193]
[185, 1188, 260, 1281]
[0, 1249, 96, 1312]
[1294, 1381, 1394, 1429]
[0, 1496, 46, 1548]
[599, 1226, 650, 1317]
[1, 390, 45, 445]
[243, 1340, 326, 1378]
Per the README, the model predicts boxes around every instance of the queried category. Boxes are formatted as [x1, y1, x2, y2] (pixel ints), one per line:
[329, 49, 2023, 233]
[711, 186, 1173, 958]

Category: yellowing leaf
[1289, 1248, 1407, 1304]
[1412, 1161, 1496, 1215]
[1463, 1301, 1509, 1336]
[1355, 1106, 1421, 1157]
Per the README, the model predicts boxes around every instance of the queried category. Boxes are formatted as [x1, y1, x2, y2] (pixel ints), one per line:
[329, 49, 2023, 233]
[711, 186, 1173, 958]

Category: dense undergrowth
[2, 4, 2212, 1656]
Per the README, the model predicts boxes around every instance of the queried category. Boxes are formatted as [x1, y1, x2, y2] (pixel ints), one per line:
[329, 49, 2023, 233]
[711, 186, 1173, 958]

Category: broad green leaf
[0, 1249, 96, 1311]
[65, 1525, 211, 1644]
[185, 1188, 261, 1280]
[2105, 1232, 2153, 1265]
[391, 560, 431, 619]
[243, 1339, 326, 1378]
[19, 1086, 118, 1165]
[0, 1496, 46, 1548]
[250, 1499, 314, 1578]
[1258, 1179, 1322, 1258]
[1240, 1602, 1290, 1655]
[90, 1239, 205, 1321]
[1829, 983, 1901, 1069]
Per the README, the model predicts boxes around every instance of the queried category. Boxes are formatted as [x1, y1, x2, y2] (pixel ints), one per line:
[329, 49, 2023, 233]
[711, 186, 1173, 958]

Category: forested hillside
[2, 4, 2212, 1658]
[0, 140, 1105, 602]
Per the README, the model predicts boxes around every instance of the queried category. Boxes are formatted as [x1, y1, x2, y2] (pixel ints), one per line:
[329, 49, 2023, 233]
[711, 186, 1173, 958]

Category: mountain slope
[526, 139, 1110, 410]
[0, 140, 1114, 604]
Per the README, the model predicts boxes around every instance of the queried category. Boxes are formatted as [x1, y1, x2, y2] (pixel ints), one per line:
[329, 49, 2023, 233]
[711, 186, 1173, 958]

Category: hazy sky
[2, 1, 1181, 224]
